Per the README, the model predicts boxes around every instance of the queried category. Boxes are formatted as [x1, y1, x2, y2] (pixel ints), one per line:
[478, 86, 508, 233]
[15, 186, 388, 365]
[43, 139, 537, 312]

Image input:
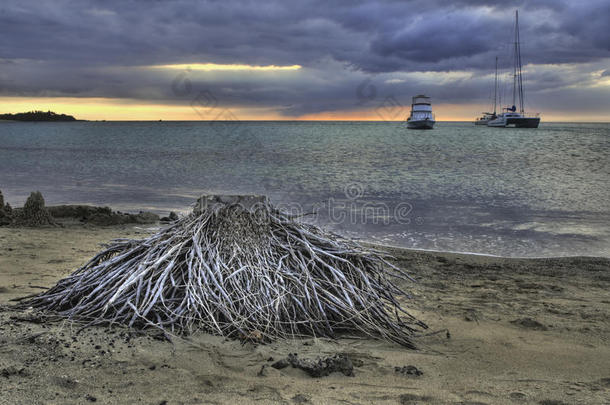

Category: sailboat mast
[516, 10, 525, 113]
[493, 56, 498, 115]
[512, 11, 518, 109]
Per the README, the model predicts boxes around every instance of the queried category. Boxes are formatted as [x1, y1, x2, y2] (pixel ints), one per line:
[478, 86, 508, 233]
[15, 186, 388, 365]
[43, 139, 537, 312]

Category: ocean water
[1, 121, 608, 258]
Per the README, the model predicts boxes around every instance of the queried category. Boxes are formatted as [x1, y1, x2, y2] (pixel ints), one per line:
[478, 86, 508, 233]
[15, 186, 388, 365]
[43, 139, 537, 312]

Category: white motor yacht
[407, 95, 435, 129]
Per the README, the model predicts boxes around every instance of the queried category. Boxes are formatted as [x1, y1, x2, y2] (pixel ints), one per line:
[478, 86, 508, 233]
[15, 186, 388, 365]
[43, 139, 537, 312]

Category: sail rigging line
[516, 10, 525, 113]
[493, 56, 498, 115]
[512, 15, 517, 111]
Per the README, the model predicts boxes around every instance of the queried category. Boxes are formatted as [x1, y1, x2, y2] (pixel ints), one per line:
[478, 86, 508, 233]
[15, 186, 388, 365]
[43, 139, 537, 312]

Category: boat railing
[407, 112, 435, 121]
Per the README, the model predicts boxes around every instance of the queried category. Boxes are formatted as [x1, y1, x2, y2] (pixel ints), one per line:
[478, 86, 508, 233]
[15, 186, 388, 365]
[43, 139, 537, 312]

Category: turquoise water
[1, 121, 608, 257]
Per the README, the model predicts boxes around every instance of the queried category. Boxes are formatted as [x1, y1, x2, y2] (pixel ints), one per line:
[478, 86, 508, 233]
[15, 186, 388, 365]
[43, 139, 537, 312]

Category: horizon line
[2, 119, 609, 124]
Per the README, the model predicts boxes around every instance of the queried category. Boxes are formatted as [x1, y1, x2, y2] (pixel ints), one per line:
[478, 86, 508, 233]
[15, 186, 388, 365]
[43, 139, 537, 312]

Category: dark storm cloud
[2, 0, 609, 69]
[0, 0, 609, 116]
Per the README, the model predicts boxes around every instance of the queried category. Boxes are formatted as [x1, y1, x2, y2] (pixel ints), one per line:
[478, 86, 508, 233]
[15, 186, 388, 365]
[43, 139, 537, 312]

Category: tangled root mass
[20, 195, 426, 347]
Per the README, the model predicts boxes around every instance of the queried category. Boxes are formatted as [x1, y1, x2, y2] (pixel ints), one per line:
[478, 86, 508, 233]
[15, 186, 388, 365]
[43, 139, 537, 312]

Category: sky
[1, 0, 609, 121]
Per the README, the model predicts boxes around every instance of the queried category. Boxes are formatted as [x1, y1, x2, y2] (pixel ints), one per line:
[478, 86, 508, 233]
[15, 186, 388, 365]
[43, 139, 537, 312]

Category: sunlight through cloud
[149, 63, 302, 71]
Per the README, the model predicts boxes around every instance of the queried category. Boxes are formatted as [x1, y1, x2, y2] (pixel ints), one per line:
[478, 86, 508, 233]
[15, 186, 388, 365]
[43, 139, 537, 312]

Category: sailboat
[474, 57, 498, 125]
[488, 10, 540, 128]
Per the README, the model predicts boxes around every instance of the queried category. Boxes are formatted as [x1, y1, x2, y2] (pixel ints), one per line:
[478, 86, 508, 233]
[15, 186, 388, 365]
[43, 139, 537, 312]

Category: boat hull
[507, 117, 540, 128]
[407, 119, 435, 129]
[488, 117, 540, 128]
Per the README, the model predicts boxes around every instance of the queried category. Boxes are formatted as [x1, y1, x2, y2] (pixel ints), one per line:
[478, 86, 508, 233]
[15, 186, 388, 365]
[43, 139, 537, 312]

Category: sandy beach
[1, 223, 608, 405]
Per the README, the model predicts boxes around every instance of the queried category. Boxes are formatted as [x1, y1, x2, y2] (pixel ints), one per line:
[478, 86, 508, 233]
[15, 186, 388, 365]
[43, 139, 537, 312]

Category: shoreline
[365, 240, 610, 260]
[1, 222, 608, 404]
[5, 202, 607, 260]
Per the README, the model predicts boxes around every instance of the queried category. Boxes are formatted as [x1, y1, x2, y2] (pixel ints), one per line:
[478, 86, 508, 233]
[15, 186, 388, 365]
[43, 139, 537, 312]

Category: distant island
[0, 110, 77, 122]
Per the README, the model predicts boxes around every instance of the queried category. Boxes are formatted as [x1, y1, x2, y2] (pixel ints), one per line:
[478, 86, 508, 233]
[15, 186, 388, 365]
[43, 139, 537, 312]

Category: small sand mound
[0, 190, 11, 225]
[20, 195, 426, 347]
[14, 191, 56, 226]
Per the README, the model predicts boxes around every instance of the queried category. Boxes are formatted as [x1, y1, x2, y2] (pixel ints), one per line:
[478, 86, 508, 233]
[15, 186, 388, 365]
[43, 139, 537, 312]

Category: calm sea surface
[1, 121, 608, 257]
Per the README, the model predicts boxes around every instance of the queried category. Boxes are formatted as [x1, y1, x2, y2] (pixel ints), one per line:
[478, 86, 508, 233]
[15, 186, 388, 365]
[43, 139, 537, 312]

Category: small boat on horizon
[407, 95, 435, 129]
[487, 10, 540, 128]
[475, 57, 498, 125]
[475, 112, 497, 126]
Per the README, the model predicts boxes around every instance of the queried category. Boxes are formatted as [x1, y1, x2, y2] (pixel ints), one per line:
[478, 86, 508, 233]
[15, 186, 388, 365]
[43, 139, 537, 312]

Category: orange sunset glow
[2, 97, 608, 122]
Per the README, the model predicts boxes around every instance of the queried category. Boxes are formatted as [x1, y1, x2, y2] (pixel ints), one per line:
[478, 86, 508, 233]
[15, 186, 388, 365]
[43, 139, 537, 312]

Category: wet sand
[1, 224, 609, 404]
